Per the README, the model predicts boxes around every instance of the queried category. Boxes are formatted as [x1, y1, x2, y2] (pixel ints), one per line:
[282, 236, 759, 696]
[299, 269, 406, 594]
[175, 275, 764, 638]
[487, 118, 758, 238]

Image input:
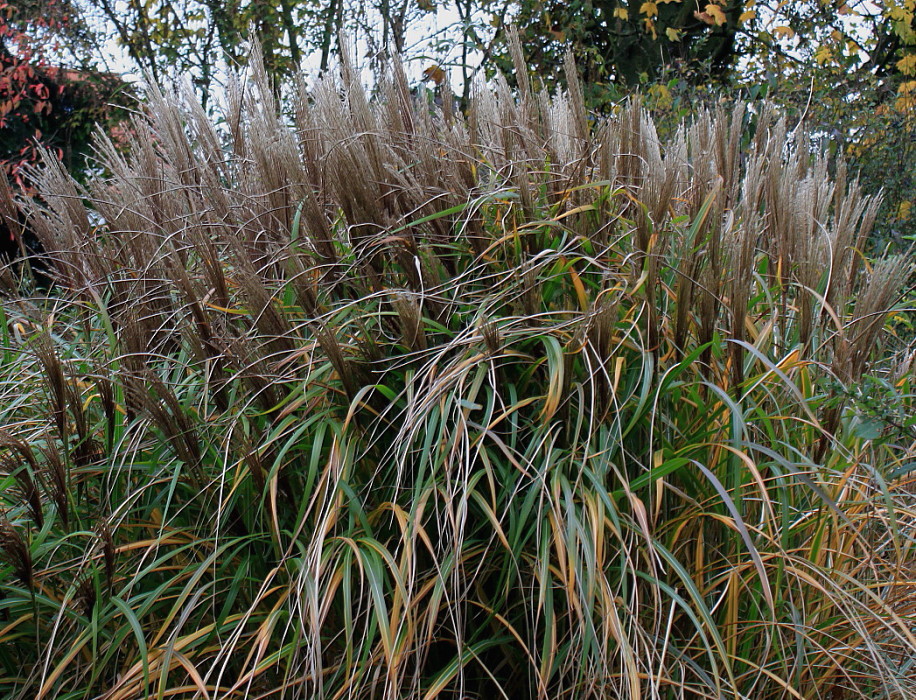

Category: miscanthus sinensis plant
[0, 39, 914, 699]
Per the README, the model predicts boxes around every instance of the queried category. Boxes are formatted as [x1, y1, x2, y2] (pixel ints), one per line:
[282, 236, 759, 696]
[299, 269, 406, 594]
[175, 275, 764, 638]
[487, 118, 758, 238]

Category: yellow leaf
[705, 4, 726, 26]
[649, 83, 672, 108]
[640, 1, 658, 16]
[613, 6, 629, 20]
[739, 10, 756, 21]
[897, 54, 916, 75]
[897, 200, 912, 222]
[422, 65, 446, 84]
[897, 81, 916, 111]
[814, 45, 832, 65]
[773, 25, 795, 38]
[665, 26, 682, 41]
[644, 18, 657, 38]
[206, 302, 248, 315]
[567, 265, 588, 311]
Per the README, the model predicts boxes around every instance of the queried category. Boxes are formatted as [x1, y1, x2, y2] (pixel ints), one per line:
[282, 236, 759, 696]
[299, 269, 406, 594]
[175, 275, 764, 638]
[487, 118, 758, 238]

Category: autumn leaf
[705, 4, 726, 25]
[644, 18, 657, 39]
[739, 10, 756, 22]
[695, 4, 726, 26]
[897, 54, 916, 75]
[422, 65, 446, 85]
[648, 83, 672, 108]
[888, 5, 913, 22]
[640, 1, 658, 17]
[773, 25, 795, 38]
[665, 26, 682, 41]
[613, 6, 629, 20]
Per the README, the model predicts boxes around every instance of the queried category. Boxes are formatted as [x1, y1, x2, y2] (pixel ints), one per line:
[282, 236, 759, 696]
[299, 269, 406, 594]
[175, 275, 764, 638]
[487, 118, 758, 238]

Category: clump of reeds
[0, 40, 912, 700]
[0, 515, 32, 590]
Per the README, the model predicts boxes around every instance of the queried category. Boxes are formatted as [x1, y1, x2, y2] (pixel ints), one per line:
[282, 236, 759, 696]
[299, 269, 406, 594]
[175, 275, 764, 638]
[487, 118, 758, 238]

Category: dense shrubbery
[0, 45, 914, 698]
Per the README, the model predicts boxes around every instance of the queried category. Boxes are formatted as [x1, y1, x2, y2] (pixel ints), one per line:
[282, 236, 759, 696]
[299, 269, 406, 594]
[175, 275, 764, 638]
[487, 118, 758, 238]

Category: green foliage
[0, 53, 914, 698]
[502, 0, 746, 94]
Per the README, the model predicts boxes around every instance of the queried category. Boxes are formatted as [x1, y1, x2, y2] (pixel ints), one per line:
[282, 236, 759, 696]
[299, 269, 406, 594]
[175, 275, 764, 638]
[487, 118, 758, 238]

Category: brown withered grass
[0, 37, 913, 699]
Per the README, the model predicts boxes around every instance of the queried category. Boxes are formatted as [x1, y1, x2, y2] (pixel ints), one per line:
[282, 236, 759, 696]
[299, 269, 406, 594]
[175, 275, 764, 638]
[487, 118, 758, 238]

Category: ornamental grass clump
[0, 39, 914, 699]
